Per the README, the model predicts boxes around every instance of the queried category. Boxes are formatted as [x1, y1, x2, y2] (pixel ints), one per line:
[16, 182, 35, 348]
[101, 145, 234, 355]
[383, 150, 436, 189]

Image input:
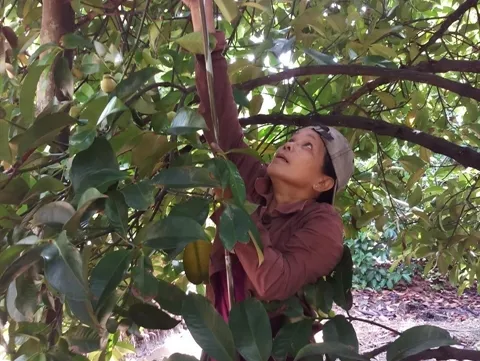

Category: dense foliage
[1, 0, 480, 360]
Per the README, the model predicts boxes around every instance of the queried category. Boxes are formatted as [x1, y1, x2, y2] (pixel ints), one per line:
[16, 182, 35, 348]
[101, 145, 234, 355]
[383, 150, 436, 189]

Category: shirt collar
[254, 176, 313, 215]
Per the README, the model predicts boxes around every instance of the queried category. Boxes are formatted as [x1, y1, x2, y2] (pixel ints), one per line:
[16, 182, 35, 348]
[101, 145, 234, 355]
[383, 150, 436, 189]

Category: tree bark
[240, 114, 480, 171]
[37, 0, 75, 113]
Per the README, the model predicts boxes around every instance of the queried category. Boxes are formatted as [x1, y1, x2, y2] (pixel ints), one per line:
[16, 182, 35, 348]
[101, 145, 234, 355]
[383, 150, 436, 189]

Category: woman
[184, 0, 354, 337]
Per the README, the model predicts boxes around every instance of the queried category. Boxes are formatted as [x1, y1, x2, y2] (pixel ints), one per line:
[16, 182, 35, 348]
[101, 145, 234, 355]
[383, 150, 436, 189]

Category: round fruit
[100, 75, 117, 93]
[69, 106, 81, 118]
[183, 240, 212, 285]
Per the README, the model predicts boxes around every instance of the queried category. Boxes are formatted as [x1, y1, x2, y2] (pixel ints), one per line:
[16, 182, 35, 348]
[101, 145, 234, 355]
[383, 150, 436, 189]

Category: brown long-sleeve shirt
[195, 32, 344, 308]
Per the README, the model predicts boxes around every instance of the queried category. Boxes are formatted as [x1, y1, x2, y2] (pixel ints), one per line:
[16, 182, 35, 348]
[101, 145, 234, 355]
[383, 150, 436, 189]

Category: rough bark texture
[37, 0, 74, 113]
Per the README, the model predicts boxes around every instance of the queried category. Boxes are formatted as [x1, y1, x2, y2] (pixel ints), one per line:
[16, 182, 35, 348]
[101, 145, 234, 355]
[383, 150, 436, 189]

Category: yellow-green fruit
[69, 106, 81, 118]
[183, 240, 212, 285]
[101, 75, 117, 93]
[167, 111, 176, 122]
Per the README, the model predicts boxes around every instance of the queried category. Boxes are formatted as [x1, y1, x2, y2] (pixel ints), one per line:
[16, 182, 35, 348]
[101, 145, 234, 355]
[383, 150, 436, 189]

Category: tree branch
[236, 64, 480, 102]
[417, 0, 479, 56]
[239, 114, 480, 171]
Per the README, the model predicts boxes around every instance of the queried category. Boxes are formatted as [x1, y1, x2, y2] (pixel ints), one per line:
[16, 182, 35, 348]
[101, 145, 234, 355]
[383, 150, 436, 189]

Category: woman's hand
[181, 0, 215, 33]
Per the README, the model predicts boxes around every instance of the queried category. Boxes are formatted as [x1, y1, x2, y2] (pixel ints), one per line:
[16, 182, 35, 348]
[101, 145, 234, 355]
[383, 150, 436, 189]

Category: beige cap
[311, 125, 355, 204]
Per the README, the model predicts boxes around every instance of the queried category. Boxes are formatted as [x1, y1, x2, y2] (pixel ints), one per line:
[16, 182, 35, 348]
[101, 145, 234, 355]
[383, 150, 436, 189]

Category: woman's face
[267, 127, 333, 193]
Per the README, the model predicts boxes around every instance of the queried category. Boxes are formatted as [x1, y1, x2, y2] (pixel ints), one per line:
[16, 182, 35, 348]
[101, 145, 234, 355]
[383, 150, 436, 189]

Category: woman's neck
[268, 178, 313, 211]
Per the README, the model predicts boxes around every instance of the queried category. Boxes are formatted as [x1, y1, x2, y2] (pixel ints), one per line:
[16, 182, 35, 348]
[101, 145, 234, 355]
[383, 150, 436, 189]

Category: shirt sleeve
[195, 31, 265, 195]
[232, 207, 344, 301]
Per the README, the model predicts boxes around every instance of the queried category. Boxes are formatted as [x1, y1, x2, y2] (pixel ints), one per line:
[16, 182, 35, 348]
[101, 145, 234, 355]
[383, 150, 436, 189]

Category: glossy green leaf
[15, 274, 38, 320]
[0, 177, 30, 205]
[66, 326, 101, 353]
[10, 113, 76, 156]
[182, 293, 236, 361]
[64, 188, 107, 235]
[90, 249, 132, 311]
[398, 155, 426, 174]
[0, 245, 29, 280]
[145, 215, 209, 257]
[105, 190, 129, 236]
[0, 119, 12, 162]
[32, 201, 75, 226]
[19, 64, 47, 125]
[214, 0, 239, 22]
[41, 231, 88, 301]
[304, 278, 334, 314]
[0, 246, 45, 295]
[152, 166, 219, 188]
[209, 158, 246, 206]
[121, 181, 155, 211]
[155, 279, 187, 315]
[167, 108, 208, 135]
[175, 33, 218, 55]
[129, 303, 180, 330]
[323, 315, 359, 352]
[386, 325, 457, 361]
[113, 67, 160, 101]
[53, 57, 73, 99]
[329, 246, 354, 311]
[69, 127, 96, 154]
[70, 137, 122, 195]
[272, 319, 313, 361]
[24, 176, 65, 201]
[229, 298, 272, 361]
[219, 203, 255, 250]
[62, 33, 92, 49]
[169, 197, 210, 225]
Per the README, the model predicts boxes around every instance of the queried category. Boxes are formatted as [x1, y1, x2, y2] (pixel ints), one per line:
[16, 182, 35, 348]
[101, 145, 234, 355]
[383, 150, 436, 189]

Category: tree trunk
[37, 0, 74, 151]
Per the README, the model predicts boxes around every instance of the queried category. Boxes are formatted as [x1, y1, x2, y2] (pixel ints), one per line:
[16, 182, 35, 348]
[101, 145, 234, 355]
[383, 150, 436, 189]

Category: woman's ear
[313, 176, 335, 193]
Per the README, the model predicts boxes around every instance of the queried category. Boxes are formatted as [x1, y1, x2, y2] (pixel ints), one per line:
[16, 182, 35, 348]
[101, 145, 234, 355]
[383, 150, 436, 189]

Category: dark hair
[316, 152, 337, 203]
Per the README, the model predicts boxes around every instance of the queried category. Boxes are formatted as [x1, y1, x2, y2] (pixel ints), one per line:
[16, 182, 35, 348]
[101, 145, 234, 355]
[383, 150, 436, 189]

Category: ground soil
[128, 275, 480, 361]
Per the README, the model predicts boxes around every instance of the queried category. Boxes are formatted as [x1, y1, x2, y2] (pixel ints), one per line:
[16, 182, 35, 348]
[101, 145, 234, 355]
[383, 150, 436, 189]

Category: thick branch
[239, 114, 480, 171]
[418, 0, 479, 54]
[237, 65, 480, 102]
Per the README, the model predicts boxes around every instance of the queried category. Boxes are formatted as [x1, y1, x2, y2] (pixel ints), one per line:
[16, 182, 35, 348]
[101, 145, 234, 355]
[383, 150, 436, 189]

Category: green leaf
[105, 191, 129, 236]
[398, 155, 426, 174]
[408, 186, 423, 207]
[41, 231, 88, 301]
[323, 315, 359, 352]
[167, 354, 200, 361]
[66, 297, 100, 329]
[329, 246, 353, 311]
[10, 113, 77, 156]
[24, 176, 65, 201]
[294, 342, 369, 361]
[70, 137, 122, 195]
[19, 64, 47, 125]
[64, 188, 107, 235]
[62, 33, 92, 49]
[169, 197, 210, 225]
[219, 203, 254, 250]
[0, 246, 45, 295]
[129, 303, 180, 330]
[66, 326, 101, 353]
[233, 88, 249, 107]
[28, 43, 59, 65]
[182, 293, 236, 361]
[152, 166, 220, 188]
[305, 49, 336, 65]
[214, 0, 239, 22]
[167, 108, 208, 135]
[121, 181, 154, 211]
[272, 319, 313, 361]
[0, 245, 29, 280]
[209, 158, 246, 206]
[90, 249, 132, 311]
[113, 67, 160, 101]
[175, 32, 218, 55]
[15, 274, 38, 320]
[132, 263, 158, 301]
[69, 127, 96, 154]
[155, 279, 187, 315]
[386, 325, 457, 361]
[0, 119, 12, 163]
[145, 215, 209, 257]
[0, 177, 30, 205]
[32, 201, 75, 226]
[304, 278, 334, 314]
[229, 298, 272, 361]
[97, 96, 127, 126]
[53, 57, 73, 99]
[6, 280, 27, 322]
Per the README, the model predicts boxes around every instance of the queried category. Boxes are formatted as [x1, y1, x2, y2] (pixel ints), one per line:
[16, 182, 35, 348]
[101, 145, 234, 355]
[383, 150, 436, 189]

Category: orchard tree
[1, 0, 480, 360]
